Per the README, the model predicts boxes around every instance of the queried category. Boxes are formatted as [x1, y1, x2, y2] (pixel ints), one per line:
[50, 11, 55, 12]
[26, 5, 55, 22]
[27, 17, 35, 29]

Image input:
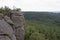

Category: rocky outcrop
[0, 10, 25, 40]
[0, 13, 16, 40]
[8, 10, 25, 40]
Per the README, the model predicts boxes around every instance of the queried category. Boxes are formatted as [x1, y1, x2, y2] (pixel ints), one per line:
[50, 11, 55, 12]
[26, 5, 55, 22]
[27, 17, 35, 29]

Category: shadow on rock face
[0, 13, 3, 20]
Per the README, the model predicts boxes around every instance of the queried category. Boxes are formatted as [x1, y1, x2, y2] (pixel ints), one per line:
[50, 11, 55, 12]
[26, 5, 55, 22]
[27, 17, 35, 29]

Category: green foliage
[0, 6, 11, 15]
[24, 12, 60, 40]
[0, 6, 21, 15]
[24, 12, 60, 26]
[25, 20, 60, 40]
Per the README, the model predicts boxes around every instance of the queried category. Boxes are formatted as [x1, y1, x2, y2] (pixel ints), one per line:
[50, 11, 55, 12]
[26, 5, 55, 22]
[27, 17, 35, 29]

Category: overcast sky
[0, 0, 60, 11]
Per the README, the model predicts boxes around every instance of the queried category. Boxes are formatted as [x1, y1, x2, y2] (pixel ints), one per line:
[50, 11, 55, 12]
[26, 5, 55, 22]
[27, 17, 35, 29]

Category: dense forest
[24, 12, 60, 40]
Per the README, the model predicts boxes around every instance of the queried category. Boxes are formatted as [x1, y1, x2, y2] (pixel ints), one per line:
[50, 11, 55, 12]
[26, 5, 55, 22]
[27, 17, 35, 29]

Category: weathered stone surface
[8, 10, 25, 40]
[0, 36, 11, 40]
[0, 19, 13, 34]
[0, 19, 16, 40]
[0, 10, 25, 40]
[4, 16, 14, 25]
[0, 13, 16, 40]
[4, 16, 14, 30]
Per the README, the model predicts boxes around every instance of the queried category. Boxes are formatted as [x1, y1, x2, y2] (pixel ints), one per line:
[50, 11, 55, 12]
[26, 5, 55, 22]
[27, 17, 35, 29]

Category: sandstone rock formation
[0, 10, 25, 40]
[0, 13, 16, 40]
[8, 10, 25, 40]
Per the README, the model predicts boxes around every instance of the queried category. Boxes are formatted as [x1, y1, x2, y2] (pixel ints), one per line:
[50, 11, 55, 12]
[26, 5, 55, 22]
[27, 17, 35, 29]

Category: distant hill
[23, 12, 60, 26]
[24, 12, 60, 40]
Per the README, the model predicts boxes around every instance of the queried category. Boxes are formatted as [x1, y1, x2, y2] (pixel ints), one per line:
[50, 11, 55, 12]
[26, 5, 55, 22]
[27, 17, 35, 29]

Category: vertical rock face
[8, 10, 25, 40]
[0, 13, 16, 40]
[0, 10, 25, 40]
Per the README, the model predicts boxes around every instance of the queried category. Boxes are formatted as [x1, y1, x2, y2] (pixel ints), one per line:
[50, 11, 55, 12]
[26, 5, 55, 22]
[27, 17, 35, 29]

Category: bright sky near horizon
[0, 0, 60, 11]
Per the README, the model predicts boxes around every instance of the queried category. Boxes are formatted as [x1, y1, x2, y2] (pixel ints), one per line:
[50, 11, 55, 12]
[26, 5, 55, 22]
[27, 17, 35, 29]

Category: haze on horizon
[0, 0, 60, 12]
